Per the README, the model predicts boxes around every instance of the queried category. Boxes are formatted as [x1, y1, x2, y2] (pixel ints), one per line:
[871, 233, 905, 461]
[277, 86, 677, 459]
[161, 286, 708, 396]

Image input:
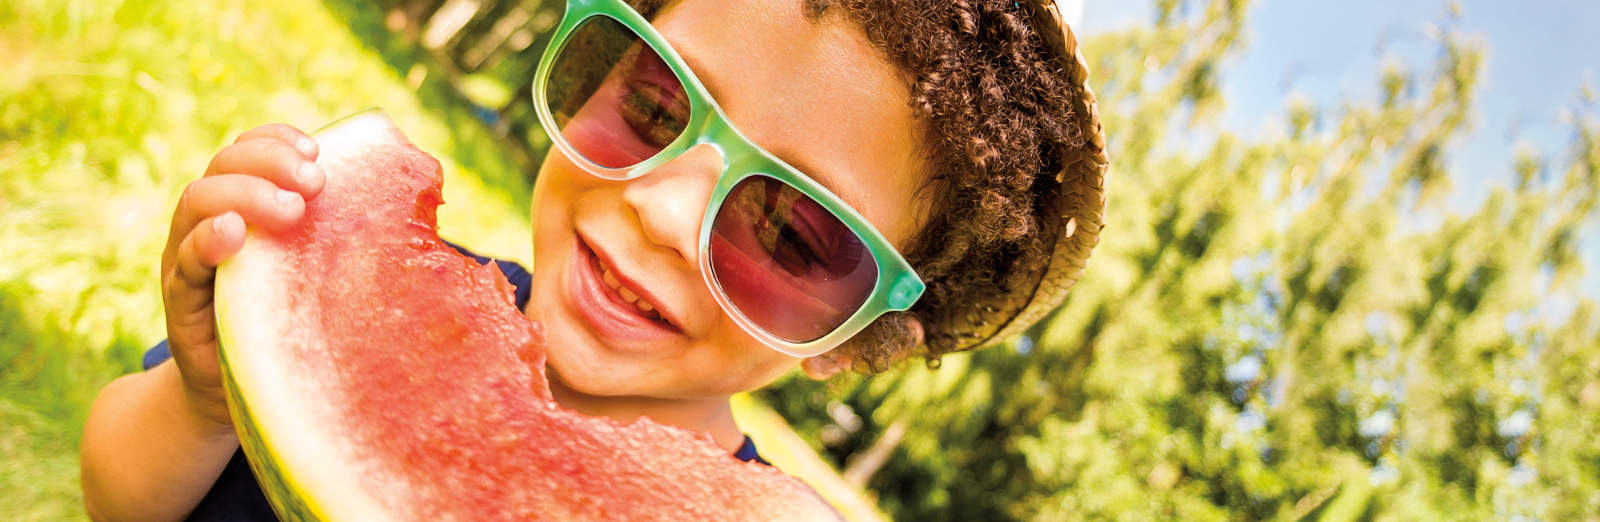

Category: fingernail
[213, 212, 239, 235]
[297, 162, 323, 183]
[294, 137, 318, 156]
[276, 189, 298, 207]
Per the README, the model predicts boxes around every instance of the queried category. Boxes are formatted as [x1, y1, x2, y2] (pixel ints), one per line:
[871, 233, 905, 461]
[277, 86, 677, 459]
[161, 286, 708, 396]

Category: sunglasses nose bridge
[695, 108, 775, 169]
[676, 142, 728, 182]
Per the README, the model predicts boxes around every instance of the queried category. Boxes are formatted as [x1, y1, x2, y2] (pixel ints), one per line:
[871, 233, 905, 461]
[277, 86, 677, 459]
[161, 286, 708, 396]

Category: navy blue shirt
[145, 242, 768, 521]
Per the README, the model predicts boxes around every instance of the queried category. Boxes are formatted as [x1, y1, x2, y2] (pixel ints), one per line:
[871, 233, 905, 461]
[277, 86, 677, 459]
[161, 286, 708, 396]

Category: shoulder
[734, 435, 772, 466]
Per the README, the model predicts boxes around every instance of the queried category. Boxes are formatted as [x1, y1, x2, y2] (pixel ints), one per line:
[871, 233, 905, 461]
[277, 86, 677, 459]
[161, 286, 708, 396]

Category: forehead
[651, 0, 930, 246]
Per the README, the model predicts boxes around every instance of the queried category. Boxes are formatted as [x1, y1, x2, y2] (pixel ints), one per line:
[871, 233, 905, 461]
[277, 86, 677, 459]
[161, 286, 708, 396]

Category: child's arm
[81, 361, 241, 521]
[80, 124, 325, 521]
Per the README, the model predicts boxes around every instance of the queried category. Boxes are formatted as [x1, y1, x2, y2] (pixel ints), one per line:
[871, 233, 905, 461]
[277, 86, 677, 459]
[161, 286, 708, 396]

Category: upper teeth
[599, 260, 656, 313]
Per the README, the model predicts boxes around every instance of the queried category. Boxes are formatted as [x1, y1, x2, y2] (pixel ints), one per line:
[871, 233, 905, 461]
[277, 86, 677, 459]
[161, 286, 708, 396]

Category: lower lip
[568, 237, 679, 343]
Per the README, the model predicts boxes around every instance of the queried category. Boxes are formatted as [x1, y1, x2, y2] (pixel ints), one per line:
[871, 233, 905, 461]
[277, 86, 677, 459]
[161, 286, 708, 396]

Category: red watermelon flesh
[213, 110, 842, 521]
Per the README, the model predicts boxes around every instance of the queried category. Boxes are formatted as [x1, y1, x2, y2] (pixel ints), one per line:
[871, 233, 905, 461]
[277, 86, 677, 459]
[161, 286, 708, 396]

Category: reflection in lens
[709, 176, 878, 343]
[545, 16, 691, 169]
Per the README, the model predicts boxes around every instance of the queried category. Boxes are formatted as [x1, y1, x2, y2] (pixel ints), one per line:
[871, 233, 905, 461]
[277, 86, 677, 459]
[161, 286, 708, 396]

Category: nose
[622, 144, 725, 264]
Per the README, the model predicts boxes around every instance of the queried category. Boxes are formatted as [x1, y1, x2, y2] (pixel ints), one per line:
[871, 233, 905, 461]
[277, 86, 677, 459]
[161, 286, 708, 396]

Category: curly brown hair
[635, 0, 1086, 373]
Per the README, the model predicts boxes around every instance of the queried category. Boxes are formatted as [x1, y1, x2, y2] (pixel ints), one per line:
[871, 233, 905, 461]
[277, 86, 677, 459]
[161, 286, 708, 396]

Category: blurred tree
[758, 0, 1600, 520]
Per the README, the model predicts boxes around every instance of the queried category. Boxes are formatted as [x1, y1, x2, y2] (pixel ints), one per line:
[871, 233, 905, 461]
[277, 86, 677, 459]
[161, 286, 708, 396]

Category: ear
[801, 352, 853, 380]
[904, 316, 925, 349]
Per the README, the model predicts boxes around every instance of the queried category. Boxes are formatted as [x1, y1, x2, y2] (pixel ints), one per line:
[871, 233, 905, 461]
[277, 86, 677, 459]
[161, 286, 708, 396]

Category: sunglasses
[532, 0, 925, 358]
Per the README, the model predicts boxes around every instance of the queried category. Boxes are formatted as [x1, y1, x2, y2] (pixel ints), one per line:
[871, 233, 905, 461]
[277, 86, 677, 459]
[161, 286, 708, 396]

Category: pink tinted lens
[545, 16, 691, 169]
[709, 175, 879, 343]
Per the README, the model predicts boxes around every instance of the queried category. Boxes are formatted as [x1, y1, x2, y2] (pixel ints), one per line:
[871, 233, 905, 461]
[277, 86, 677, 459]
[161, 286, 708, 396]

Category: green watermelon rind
[313, 107, 386, 135]
[216, 265, 331, 522]
[216, 298, 327, 522]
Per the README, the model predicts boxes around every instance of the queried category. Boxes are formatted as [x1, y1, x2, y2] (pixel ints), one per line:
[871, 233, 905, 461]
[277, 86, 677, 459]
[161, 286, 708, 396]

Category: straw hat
[927, 0, 1109, 353]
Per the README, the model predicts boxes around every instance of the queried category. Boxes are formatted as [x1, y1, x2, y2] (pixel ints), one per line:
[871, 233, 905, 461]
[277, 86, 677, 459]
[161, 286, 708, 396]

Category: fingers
[235, 123, 320, 162]
[163, 212, 244, 334]
[157, 122, 321, 410]
[169, 125, 324, 261]
[160, 212, 246, 380]
[173, 212, 245, 291]
[167, 174, 306, 258]
[205, 137, 326, 197]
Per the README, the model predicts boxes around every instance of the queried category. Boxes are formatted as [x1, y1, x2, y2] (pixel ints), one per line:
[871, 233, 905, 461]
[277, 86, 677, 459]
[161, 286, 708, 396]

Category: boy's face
[525, 0, 928, 399]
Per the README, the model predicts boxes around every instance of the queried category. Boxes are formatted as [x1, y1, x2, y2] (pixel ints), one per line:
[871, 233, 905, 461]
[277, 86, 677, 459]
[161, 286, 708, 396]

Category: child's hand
[159, 124, 326, 427]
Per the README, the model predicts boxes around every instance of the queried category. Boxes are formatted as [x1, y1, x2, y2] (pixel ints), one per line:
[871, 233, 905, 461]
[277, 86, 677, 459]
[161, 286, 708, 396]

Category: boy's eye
[614, 43, 689, 148]
[618, 81, 689, 148]
[733, 180, 863, 282]
[784, 198, 866, 281]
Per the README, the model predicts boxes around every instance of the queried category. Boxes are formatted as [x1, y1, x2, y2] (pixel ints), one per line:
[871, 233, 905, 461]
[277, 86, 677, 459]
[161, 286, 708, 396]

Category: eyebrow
[769, 148, 863, 211]
[676, 53, 868, 212]
[676, 52, 726, 111]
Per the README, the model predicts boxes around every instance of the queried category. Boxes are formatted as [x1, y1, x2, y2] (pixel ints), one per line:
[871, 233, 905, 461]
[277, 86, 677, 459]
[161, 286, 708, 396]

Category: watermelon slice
[213, 110, 842, 521]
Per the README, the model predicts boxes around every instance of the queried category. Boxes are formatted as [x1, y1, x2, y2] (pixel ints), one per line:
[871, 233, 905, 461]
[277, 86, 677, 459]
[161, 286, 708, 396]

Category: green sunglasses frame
[531, 0, 925, 358]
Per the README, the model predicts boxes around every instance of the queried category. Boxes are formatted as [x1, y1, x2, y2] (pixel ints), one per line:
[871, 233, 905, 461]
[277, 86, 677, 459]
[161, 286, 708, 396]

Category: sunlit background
[1084, 0, 1600, 300]
[2, 0, 1597, 520]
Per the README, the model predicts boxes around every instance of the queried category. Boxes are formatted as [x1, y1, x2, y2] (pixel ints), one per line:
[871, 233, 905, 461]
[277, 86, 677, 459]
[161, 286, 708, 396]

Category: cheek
[531, 155, 584, 224]
[697, 324, 804, 392]
[529, 154, 596, 261]
[526, 156, 587, 320]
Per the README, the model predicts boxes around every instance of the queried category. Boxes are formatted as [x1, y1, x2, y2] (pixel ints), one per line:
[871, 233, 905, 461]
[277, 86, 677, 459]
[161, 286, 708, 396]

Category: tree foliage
[759, 1, 1600, 519]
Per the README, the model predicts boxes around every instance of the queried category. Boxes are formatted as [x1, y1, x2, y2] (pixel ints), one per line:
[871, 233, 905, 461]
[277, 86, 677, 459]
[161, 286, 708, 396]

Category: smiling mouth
[594, 254, 662, 320]
[570, 235, 679, 342]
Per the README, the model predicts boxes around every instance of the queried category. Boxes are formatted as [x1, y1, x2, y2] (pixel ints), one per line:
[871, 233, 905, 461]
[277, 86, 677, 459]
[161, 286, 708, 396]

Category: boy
[81, 0, 1106, 519]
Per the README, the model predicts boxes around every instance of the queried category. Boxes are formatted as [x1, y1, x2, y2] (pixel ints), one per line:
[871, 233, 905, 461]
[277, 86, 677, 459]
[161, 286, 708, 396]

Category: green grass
[0, 0, 532, 518]
[0, 283, 143, 520]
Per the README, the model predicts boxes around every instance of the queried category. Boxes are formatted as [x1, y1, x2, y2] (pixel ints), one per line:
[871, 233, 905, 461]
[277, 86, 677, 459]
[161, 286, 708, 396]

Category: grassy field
[0, 0, 534, 518]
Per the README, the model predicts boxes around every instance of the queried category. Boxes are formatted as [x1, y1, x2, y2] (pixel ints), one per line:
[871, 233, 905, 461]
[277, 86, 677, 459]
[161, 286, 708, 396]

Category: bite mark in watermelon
[214, 110, 842, 521]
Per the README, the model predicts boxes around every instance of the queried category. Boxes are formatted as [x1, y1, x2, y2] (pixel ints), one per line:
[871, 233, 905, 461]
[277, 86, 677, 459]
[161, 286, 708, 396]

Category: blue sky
[1078, 0, 1600, 302]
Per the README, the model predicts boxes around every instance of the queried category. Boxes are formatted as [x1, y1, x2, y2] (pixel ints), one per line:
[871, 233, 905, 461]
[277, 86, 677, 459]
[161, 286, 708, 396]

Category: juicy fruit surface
[217, 111, 839, 521]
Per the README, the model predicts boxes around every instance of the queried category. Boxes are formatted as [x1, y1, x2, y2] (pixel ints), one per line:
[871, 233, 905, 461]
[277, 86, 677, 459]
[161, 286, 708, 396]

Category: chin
[537, 320, 636, 395]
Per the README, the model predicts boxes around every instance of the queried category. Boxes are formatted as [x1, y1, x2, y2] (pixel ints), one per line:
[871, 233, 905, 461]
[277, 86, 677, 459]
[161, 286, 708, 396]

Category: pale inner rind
[216, 111, 406, 522]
